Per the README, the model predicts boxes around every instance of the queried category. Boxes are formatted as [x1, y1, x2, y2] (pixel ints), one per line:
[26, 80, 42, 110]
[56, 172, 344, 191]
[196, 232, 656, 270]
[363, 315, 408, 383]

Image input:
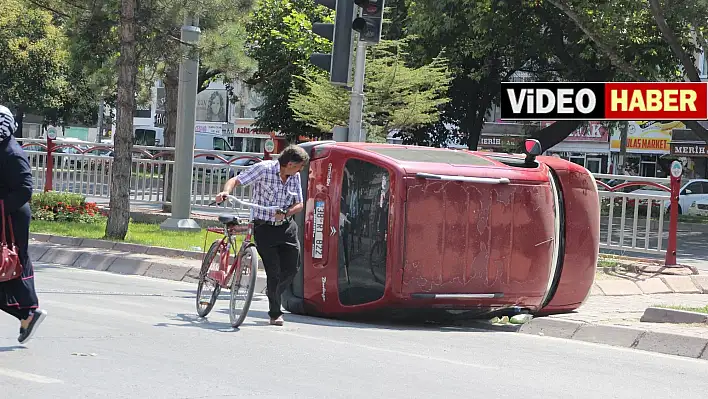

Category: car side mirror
[523, 138, 543, 165]
[686, 189, 693, 195]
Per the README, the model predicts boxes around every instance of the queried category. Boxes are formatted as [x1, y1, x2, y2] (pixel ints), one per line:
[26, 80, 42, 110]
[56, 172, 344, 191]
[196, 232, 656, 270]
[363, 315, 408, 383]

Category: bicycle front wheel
[196, 240, 224, 318]
[229, 245, 259, 328]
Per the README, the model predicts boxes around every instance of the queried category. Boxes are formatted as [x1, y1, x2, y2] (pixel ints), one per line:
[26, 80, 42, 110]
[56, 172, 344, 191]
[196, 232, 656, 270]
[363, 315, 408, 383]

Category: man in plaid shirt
[216, 145, 309, 326]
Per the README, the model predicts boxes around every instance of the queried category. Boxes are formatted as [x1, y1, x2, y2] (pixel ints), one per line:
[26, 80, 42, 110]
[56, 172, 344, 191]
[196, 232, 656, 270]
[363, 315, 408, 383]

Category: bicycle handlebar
[219, 194, 284, 212]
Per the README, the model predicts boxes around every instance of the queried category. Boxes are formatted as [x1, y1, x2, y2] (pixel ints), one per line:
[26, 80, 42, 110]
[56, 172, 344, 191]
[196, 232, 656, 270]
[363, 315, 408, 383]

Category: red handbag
[0, 200, 21, 282]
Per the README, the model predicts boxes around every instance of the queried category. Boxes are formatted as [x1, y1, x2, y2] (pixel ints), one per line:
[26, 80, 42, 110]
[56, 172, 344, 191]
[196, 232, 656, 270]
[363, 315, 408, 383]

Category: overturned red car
[282, 139, 600, 320]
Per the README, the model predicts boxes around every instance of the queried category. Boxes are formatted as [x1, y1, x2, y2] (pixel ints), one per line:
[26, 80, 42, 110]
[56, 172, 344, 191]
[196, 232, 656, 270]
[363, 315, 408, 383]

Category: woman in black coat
[0, 105, 46, 344]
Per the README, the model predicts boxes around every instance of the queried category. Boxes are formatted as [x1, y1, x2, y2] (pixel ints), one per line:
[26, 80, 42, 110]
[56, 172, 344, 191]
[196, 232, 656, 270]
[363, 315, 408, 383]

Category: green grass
[598, 259, 619, 268]
[30, 219, 222, 252]
[654, 305, 708, 314]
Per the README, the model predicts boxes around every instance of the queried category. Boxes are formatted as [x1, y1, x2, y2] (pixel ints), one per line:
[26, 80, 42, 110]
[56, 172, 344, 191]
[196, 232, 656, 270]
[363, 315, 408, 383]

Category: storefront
[608, 121, 684, 177]
[669, 129, 708, 179]
[543, 121, 611, 174]
[220, 119, 278, 153]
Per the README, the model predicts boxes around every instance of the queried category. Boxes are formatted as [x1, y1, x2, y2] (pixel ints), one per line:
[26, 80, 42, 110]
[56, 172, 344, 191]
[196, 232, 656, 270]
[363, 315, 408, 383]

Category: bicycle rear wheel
[196, 240, 224, 318]
[229, 245, 259, 328]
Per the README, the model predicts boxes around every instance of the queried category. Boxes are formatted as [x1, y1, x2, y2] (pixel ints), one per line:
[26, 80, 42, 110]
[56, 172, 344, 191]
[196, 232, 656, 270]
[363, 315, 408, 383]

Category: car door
[679, 181, 704, 211]
[699, 181, 708, 207]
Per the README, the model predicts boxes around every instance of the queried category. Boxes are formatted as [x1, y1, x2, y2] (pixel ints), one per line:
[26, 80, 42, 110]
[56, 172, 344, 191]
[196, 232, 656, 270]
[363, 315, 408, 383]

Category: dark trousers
[0, 203, 39, 321]
[253, 220, 300, 319]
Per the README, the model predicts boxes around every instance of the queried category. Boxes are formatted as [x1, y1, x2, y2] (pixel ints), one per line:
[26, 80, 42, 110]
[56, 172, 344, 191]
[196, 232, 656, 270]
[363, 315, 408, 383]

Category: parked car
[632, 179, 708, 214]
[686, 199, 708, 217]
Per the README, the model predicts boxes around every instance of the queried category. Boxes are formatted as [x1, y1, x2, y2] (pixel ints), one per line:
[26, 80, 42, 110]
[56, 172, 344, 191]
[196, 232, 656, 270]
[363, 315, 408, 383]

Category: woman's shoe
[18, 309, 47, 344]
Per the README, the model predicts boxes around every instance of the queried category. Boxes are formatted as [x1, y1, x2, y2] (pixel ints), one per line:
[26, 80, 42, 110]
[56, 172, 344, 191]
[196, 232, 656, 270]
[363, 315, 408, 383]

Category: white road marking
[0, 367, 63, 384]
[272, 330, 499, 370]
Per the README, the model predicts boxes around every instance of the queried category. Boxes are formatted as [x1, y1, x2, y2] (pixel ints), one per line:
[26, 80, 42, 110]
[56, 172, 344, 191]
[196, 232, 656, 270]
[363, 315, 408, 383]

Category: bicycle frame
[207, 195, 277, 288]
[205, 221, 255, 288]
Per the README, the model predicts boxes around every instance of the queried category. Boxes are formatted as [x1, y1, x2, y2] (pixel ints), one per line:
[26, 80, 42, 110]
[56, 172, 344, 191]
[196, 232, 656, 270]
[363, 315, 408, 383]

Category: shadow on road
[0, 346, 27, 353]
[202, 307, 524, 334]
[154, 313, 237, 332]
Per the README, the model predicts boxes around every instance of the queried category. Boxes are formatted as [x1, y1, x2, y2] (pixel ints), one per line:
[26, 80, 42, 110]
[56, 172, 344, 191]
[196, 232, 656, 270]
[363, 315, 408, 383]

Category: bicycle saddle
[218, 215, 241, 225]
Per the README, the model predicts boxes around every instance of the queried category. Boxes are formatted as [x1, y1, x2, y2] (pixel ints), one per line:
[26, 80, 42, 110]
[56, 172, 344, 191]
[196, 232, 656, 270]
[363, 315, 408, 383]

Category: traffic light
[310, 0, 356, 86]
[352, 0, 385, 44]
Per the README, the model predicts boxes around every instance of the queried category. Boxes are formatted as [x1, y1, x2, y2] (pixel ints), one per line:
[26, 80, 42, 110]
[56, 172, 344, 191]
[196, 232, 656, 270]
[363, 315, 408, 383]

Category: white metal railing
[594, 173, 673, 255]
[17, 138, 264, 212]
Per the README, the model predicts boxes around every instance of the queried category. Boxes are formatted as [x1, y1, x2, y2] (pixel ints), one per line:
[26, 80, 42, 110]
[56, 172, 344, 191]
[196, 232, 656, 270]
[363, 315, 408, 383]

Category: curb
[30, 241, 267, 294]
[640, 307, 708, 324]
[517, 317, 708, 361]
[31, 232, 205, 260]
[30, 232, 265, 270]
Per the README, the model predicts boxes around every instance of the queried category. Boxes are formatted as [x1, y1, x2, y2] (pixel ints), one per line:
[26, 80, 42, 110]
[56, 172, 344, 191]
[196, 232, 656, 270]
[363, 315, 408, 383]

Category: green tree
[149, 2, 255, 211]
[403, 0, 698, 150]
[106, 0, 138, 239]
[0, 0, 70, 136]
[289, 39, 451, 142]
[547, 0, 708, 140]
[29, 0, 258, 234]
[245, 0, 332, 141]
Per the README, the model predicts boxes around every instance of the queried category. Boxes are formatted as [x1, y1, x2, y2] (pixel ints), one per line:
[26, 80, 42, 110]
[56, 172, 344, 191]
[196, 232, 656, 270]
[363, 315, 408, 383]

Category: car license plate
[313, 200, 325, 259]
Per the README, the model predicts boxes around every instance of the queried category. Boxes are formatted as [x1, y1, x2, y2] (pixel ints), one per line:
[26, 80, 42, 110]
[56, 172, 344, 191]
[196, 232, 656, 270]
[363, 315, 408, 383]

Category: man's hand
[215, 191, 229, 204]
[275, 208, 287, 222]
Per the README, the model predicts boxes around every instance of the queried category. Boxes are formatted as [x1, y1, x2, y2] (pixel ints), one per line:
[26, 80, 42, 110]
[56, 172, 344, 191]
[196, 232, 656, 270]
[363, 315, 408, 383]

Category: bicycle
[196, 194, 282, 328]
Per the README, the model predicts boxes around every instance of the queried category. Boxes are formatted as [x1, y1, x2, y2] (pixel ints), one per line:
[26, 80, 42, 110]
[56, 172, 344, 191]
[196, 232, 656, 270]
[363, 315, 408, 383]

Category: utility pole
[348, 40, 366, 142]
[161, 14, 201, 232]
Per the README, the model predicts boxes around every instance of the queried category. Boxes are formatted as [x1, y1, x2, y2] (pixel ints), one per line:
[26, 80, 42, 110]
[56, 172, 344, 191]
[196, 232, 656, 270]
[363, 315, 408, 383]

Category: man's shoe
[269, 315, 284, 326]
[18, 309, 47, 344]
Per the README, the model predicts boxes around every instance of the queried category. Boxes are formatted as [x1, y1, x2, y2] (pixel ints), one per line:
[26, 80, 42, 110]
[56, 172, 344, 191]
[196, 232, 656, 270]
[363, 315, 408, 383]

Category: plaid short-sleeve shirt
[232, 160, 303, 222]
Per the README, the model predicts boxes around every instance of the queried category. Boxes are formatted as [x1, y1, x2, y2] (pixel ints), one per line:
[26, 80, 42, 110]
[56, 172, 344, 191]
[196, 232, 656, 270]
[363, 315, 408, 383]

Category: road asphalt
[1, 264, 707, 398]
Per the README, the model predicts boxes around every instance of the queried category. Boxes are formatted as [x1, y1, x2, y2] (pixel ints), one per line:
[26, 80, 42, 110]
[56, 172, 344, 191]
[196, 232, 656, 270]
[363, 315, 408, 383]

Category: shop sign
[610, 121, 684, 154]
[671, 143, 708, 156]
[194, 122, 223, 135]
[478, 135, 523, 150]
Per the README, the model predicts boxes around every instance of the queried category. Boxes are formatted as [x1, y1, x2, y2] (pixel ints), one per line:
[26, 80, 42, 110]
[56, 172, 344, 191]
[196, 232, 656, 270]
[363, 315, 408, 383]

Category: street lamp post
[161, 14, 201, 232]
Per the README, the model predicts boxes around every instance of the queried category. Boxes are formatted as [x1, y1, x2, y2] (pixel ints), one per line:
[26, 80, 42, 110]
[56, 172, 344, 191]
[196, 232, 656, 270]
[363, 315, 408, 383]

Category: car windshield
[366, 147, 495, 166]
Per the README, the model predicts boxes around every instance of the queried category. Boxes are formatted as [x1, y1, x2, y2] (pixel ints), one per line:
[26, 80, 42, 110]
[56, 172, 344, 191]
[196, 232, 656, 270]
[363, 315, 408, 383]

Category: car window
[213, 137, 231, 151]
[701, 182, 708, 194]
[684, 181, 704, 194]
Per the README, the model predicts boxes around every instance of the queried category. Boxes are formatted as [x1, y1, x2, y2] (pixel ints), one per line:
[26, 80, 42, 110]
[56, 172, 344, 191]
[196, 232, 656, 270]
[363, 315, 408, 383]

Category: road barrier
[17, 138, 268, 215]
[593, 172, 681, 266]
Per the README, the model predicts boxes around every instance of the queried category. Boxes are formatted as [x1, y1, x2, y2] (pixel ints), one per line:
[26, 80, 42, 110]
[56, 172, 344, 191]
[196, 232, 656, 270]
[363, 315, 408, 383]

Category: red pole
[44, 136, 54, 192]
[664, 162, 682, 266]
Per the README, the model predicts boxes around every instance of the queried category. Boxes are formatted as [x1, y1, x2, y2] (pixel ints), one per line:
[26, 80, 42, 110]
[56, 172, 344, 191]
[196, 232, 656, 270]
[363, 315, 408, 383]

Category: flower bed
[30, 192, 105, 224]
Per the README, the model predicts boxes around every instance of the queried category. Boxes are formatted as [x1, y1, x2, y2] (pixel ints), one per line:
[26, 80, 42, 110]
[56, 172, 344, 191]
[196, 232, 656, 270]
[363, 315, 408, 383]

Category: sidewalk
[30, 233, 708, 361]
